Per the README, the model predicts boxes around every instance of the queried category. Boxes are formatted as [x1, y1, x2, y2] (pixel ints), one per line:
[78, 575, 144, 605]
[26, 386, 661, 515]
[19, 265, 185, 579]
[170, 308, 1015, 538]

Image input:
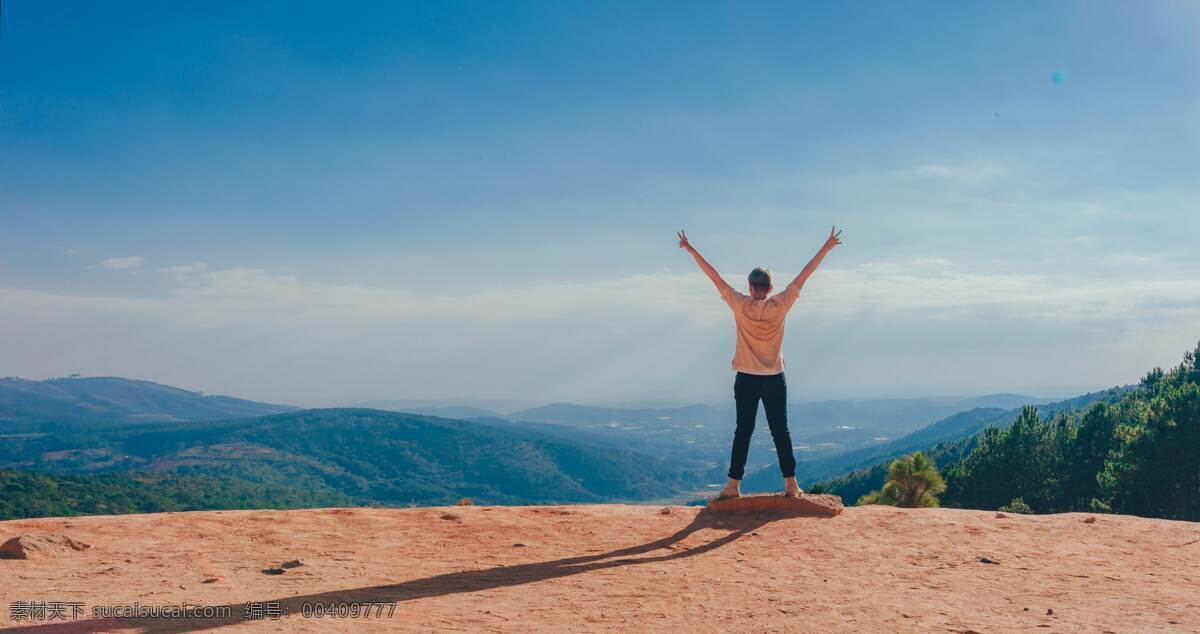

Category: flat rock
[707, 493, 843, 517]
[0, 533, 92, 559]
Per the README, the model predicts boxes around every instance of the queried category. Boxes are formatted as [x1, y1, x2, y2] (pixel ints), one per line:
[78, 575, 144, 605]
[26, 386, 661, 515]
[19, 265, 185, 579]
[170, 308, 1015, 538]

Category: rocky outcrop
[706, 492, 844, 516]
[0, 533, 91, 559]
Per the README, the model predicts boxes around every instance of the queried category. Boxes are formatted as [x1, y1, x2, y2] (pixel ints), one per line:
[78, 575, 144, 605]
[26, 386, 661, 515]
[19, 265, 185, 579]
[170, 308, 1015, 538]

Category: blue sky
[1, 2, 1197, 406]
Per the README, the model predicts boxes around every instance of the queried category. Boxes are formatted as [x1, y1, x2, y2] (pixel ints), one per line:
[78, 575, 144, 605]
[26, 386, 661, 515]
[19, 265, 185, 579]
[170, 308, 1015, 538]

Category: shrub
[998, 497, 1033, 514]
[857, 452, 946, 508]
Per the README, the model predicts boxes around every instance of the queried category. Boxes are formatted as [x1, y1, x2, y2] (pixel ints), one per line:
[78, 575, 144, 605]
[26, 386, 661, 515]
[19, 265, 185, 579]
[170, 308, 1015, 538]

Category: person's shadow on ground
[10, 506, 832, 633]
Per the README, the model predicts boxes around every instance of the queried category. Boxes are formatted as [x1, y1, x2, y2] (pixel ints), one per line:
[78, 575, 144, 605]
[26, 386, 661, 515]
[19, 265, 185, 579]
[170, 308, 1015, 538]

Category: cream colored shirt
[715, 278, 801, 375]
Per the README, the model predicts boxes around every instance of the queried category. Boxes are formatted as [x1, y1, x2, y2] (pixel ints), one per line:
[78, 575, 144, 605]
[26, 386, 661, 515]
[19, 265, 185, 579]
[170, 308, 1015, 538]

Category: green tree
[945, 406, 1073, 512]
[857, 451, 946, 508]
[1062, 402, 1119, 511]
[1098, 343, 1200, 520]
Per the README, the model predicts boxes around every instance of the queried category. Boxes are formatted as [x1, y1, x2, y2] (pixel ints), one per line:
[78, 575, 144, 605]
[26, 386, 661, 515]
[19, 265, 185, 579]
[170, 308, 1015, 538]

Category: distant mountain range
[0, 376, 296, 426]
[355, 398, 543, 417]
[0, 374, 1098, 517]
[371, 394, 1059, 477]
[369, 394, 1055, 432]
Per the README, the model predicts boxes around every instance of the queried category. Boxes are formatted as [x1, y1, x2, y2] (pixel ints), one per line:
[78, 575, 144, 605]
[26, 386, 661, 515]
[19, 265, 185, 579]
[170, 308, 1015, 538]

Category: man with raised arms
[678, 227, 842, 499]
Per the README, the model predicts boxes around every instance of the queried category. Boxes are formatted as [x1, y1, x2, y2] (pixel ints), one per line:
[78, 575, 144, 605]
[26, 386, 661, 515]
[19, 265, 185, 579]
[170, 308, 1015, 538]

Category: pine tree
[857, 451, 946, 508]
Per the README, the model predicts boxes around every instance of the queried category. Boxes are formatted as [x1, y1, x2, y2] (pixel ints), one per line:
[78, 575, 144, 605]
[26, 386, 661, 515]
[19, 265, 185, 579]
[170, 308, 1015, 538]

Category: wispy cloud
[99, 256, 144, 270]
[157, 261, 207, 274]
[142, 263, 1199, 327]
[808, 260, 1200, 322]
[894, 159, 1009, 186]
[1, 262, 1196, 404]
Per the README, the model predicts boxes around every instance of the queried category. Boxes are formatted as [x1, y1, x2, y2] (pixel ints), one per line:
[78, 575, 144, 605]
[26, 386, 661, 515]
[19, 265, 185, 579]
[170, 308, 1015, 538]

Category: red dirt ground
[2, 504, 1198, 632]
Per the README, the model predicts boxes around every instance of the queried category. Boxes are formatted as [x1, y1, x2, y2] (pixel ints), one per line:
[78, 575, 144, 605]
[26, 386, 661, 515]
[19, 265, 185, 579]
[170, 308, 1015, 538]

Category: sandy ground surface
[1, 503, 1199, 632]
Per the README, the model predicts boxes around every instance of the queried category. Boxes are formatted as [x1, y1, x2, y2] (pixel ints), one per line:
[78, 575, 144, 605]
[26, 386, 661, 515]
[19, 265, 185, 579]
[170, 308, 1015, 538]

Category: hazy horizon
[0, 372, 1114, 411]
[2, 2, 1197, 406]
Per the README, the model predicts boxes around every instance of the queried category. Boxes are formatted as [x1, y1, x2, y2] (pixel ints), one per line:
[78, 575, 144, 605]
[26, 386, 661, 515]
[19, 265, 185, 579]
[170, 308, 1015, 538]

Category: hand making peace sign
[823, 226, 843, 251]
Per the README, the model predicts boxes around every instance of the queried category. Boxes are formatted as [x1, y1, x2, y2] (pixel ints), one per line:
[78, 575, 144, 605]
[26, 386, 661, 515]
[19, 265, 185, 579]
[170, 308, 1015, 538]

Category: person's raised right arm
[786, 226, 842, 291]
[678, 229, 733, 296]
[771, 226, 842, 311]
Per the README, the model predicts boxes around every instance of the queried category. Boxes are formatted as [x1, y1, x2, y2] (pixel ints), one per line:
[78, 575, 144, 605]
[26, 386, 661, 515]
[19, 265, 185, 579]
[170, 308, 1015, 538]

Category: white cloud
[1, 262, 1197, 404]
[157, 261, 207, 274]
[895, 159, 1009, 186]
[807, 260, 1200, 322]
[99, 256, 144, 270]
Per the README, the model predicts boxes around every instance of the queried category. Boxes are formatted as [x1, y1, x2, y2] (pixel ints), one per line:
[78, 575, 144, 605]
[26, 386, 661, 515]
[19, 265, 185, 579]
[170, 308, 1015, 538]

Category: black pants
[728, 371, 796, 480]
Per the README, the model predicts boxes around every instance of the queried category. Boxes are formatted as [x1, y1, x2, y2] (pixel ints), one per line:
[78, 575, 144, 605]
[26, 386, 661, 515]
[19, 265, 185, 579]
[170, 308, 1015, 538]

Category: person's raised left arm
[678, 229, 734, 296]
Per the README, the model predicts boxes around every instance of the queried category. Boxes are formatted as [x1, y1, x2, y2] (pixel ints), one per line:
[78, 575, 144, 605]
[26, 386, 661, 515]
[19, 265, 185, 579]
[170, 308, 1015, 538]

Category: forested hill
[0, 468, 352, 520]
[819, 342, 1200, 521]
[0, 376, 297, 426]
[813, 388, 1130, 507]
[0, 408, 698, 516]
[742, 387, 1123, 492]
